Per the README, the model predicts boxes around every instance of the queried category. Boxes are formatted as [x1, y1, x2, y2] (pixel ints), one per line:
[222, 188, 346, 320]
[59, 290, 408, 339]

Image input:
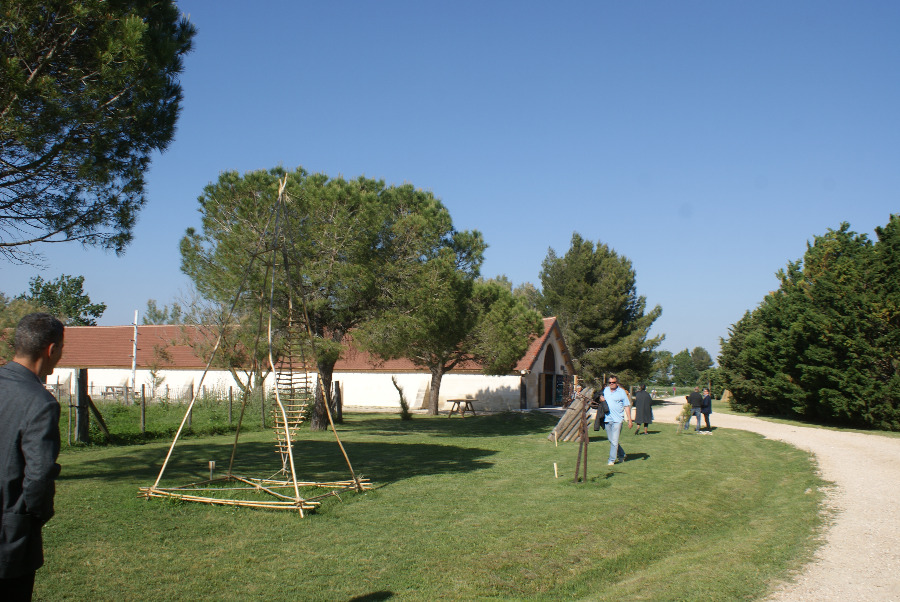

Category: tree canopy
[18, 273, 105, 325]
[142, 299, 185, 325]
[1, 0, 195, 263]
[181, 167, 468, 428]
[671, 349, 699, 386]
[358, 269, 543, 415]
[719, 215, 900, 430]
[539, 233, 663, 385]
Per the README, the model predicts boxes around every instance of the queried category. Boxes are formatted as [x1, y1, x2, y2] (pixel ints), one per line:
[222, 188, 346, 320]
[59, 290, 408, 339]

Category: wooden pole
[67, 385, 72, 446]
[74, 369, 90, 443]
[140, 384, 146, 434]
[260, 382, 266, 429]
[228, 386, 233, 425]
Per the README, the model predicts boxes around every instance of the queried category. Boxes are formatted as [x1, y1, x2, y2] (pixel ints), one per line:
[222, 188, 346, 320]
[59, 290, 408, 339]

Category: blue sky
[3, 0, 898, 360]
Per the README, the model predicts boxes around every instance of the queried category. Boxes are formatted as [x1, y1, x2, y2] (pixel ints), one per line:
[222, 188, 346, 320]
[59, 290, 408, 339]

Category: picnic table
[103, 385, 127, 399]
[447, 398, 478, 417]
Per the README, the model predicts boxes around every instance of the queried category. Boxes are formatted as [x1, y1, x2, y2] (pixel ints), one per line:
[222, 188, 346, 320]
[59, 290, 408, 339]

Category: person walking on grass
[0, 314, 65, 601]
[701, 387, 713, 431]
[602, 375, 632, 465]
[632, 384, 653, 435]
[683, 386, 704, 432]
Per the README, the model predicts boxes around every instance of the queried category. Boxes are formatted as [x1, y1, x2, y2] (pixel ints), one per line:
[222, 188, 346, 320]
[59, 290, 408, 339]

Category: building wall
[334, 372, 526, 412]
[47, 366, 528, 412]
[49, 367, 249, 400]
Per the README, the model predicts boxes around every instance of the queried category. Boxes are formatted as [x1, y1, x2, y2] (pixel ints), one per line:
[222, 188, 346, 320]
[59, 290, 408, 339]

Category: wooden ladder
[272, 323, 314, 473]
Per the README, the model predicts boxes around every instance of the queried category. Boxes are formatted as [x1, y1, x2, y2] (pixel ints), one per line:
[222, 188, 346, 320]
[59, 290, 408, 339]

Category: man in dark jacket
[701, 387, 713, 431]
[0, 313, 64, 600]
[683, 386, 704, 433]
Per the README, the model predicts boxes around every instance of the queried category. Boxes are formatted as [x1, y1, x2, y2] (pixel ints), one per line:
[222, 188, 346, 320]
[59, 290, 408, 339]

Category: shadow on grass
[59, 437, 498, 486]
[349, 592, 394, 601]
[344, 410, 558, 438]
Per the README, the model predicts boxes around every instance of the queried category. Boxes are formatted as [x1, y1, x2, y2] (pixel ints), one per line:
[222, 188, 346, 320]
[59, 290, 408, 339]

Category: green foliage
[0, 0, 195, 262]
[650, 349, 674, 383]
[391, 376, 413, 420]
[18, 274, 106, 325]
[0, 292, 46, 359]
[671, 348, 699, 386]
[540, 233, 663, 384]
[691, 346, 713, 373]
[720, 216, 900, 430]
[181, 167, 469, 426]
[512, 280, 547, 315]
[142, 299, 184, 325]
[699, 366, 727, 398]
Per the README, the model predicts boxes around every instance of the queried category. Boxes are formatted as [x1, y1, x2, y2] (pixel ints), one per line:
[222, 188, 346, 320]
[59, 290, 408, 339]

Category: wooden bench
[103, 385, 126, 399]
[447, 398, 477, 417]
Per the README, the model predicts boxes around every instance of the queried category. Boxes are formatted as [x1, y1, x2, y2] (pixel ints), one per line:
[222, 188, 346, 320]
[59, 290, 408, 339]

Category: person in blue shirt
[602, 375, 632, 466]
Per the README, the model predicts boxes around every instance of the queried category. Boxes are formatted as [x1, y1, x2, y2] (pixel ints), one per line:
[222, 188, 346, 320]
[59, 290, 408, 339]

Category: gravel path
[653, 398, 900, 601]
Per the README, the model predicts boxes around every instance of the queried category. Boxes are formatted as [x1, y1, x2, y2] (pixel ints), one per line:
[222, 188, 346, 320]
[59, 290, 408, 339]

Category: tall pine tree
[540, 233, 662, 384]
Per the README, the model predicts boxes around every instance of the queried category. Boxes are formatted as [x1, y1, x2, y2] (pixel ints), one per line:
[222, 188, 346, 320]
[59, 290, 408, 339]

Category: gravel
[654, 398, 900, 601]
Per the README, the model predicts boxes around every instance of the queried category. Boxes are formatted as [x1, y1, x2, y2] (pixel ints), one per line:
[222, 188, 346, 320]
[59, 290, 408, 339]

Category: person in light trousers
[602, 375, 632, 465]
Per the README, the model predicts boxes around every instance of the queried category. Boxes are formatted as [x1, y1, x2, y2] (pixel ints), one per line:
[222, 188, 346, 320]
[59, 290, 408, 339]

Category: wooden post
[573, 397, 589, 483]
[187, 383, 193, 428]
[74, 369, 90, 443]
[67, 384, 72, 446]
[228, 386, 233, 425]
[140, 384, 146, 434]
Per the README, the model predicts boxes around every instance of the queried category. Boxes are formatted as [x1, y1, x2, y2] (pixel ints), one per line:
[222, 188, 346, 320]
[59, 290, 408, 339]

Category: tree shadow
[349, 592, 394, 601]
[59, 437, 498, 486]
[345, 410, 558, 438]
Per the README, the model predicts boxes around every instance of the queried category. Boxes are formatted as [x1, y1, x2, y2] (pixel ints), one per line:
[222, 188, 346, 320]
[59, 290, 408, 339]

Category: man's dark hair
[639, 384, 647, 391]
[14, 313, 64, 359]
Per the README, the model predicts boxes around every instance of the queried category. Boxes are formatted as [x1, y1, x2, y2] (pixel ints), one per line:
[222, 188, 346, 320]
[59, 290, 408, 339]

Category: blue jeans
[684, 408, 702, 431]
[605, 420, 626, 463]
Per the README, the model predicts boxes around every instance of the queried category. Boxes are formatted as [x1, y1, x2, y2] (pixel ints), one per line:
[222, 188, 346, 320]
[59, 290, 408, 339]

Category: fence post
[74, 369, 90, 443]
[188, 383, 193, 428]
[140, 384, 146, 434]
[67, 384, 72, 446]
[228, 386, 233, 425]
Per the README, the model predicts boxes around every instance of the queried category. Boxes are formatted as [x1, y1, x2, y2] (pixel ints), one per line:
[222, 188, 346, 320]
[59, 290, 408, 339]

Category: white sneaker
[608, 460, 615, 466]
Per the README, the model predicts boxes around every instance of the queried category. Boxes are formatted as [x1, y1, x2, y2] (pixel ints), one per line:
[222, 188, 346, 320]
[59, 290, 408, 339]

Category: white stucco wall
[49, 366, 533, 412]
[49, 367, 250, 400]
[334, 372, 525, 412]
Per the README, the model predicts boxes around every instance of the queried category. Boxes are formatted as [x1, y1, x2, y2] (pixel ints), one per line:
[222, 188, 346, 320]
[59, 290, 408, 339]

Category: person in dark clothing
[632, 384, 653, 435]
[701, 387, 713, 431]
[0, 313, 65, 601]
[683, 386, 704, 432]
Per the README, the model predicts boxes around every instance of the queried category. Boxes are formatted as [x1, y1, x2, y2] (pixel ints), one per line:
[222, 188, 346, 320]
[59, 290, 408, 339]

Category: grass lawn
[41, 412, 824, 601]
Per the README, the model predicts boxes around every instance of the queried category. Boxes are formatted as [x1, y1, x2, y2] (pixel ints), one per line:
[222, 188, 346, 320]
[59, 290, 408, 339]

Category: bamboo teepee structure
[139, 176, 371, 516]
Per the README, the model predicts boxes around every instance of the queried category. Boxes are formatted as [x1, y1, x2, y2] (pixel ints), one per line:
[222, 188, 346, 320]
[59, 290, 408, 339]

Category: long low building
[47, 317, 577, 412]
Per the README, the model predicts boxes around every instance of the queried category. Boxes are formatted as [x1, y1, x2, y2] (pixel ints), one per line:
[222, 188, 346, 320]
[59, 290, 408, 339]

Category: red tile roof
[55, 318, 567, 374]
[58, 325, 211, 368]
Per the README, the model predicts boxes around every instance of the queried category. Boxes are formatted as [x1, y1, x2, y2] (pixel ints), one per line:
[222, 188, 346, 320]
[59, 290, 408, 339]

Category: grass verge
[41, 411, 824, 601]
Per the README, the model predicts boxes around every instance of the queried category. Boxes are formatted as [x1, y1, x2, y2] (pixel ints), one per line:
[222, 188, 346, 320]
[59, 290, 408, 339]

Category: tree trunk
[311, 359, 336, 431]
[428, 368, 445, 416]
